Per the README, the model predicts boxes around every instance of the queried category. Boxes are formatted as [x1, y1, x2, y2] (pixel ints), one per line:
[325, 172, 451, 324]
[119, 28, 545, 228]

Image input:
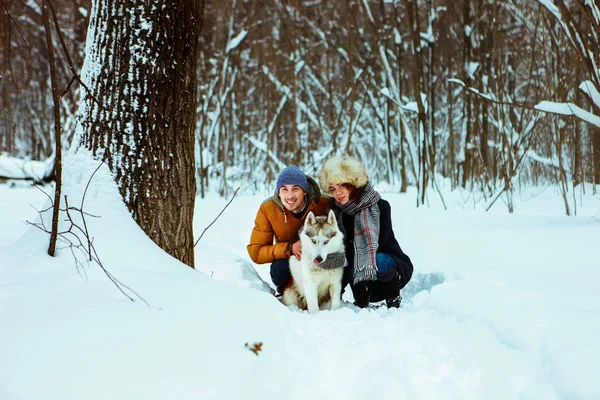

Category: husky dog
[282, 210, 346, 314]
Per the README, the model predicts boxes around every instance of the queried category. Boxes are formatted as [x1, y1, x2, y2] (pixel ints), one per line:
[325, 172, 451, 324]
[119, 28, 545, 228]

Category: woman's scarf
[336, 184, 381, 284]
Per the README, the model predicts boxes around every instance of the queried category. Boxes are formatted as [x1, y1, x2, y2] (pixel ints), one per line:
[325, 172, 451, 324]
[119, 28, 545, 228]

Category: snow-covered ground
[1, 154, 600, 400]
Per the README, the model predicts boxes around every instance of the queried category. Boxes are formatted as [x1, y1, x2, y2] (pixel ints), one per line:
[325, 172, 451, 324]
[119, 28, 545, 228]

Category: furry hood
[318, 155, 369, 192]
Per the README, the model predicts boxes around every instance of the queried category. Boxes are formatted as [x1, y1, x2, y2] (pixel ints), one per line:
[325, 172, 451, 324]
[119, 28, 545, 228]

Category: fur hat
[276, 165, 310, 193]
[318, 155, 369, 192]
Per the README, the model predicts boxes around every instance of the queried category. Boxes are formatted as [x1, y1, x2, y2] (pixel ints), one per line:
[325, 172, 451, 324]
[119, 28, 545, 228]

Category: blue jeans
[376, 252, 397, 273]
[343, 253, 398, 287]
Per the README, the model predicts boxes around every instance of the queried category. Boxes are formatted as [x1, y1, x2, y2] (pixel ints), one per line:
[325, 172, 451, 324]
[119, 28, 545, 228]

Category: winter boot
[380, 272, 401, 308]
[352, 283, 371, 308]
[386, 295, 402, 308]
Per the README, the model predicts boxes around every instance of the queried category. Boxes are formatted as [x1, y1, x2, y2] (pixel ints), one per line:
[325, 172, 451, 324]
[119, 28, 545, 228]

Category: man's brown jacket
[247, 176, 329, 264]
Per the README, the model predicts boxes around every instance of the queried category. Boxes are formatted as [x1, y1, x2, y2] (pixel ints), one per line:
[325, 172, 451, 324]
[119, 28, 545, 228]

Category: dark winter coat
[247, 176, 330, 264]
[336, 198, 413, 289]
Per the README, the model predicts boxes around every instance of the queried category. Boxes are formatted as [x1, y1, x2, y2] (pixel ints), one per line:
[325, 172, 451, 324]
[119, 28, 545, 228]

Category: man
[248, 165, 330, 294]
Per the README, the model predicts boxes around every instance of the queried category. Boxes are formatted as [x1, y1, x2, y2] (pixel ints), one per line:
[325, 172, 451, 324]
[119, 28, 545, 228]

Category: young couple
[247, 155, 413, 309]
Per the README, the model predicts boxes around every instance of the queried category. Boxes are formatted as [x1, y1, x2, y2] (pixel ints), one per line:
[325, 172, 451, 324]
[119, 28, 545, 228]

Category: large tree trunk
[73, 0, 203, 268]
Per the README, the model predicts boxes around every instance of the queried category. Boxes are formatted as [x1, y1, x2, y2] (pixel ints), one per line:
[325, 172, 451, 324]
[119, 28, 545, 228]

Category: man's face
[278, 184, 306, 213]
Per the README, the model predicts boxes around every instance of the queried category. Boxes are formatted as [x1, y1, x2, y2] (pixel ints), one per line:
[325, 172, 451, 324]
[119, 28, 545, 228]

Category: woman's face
[329, 183, 352, 204]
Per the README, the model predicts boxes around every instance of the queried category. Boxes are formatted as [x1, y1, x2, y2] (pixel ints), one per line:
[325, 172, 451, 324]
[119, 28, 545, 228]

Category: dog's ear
[327, 209, 337, 225]
[305, 211, 316, 225]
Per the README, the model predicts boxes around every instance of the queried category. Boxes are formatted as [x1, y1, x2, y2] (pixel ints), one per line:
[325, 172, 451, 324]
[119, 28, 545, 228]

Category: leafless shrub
[27, 163, 149, 305]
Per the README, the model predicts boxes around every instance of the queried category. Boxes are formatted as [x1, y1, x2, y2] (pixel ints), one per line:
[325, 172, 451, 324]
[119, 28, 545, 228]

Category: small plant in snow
[27, 163, 148, 305]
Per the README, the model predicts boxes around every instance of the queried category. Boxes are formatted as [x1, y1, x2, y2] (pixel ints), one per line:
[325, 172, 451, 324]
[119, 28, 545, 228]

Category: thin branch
[449, 78, 600, 129]
[79, 163, 104, 245]
[194, 187, 240, 247]
[47, 0, 101, 107]
[448, 79, 541, 110]
[0, 0, 30, 70]
[60, 75, 76, 97]
[33, 183, 54, 203]
[485, 131, 540, 212]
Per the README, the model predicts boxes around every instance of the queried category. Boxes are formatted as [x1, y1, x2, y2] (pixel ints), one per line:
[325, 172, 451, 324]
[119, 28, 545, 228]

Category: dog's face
[300, 210, 344, 264]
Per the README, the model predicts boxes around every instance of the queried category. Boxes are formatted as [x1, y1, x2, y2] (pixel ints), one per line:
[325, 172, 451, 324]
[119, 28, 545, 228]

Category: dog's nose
[314, 256, 323, 264]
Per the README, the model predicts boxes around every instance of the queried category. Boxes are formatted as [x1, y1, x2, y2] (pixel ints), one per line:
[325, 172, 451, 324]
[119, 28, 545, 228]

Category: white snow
[25, 0, 41, 14]
[394, 27, 402, 44]
[467, 61, 480, 79]
[1, 152, 600, 400]
[403, 101, 419, 113]
[465, 25, 472, 37]
[0, 154, 54, 181]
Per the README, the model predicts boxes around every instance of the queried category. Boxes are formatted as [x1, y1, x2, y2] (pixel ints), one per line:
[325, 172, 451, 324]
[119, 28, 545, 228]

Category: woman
[318, 155, 413, 308]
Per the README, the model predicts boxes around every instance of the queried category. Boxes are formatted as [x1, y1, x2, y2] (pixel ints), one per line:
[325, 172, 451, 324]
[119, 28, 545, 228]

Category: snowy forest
[2, 3, 600, 398]
[2, 0, 599, 214]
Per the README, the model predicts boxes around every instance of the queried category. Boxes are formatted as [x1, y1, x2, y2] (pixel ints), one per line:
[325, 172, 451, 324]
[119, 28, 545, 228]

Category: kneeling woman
[318, 155, 413, 308]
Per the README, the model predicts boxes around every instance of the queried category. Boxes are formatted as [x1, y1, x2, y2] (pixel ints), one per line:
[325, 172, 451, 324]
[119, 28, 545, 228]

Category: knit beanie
[276, 165, 310, 193]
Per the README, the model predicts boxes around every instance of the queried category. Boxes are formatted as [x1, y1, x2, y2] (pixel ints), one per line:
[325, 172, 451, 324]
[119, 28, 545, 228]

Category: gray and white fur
[282, 210, 346, 314]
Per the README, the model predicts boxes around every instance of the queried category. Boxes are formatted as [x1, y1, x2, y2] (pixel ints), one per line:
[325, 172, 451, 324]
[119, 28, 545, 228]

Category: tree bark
[74, 0, 203, 268]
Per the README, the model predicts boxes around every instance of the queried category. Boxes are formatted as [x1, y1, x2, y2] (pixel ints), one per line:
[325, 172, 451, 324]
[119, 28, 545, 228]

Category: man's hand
[292, 240, 302, 260]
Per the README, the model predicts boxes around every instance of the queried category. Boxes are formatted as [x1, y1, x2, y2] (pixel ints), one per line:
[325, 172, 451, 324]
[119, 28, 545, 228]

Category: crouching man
[247, 165, 330, 295]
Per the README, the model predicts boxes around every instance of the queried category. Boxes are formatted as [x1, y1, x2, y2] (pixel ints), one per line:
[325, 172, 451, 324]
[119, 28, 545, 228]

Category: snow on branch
[449, 78, 600, 130]
[534, 101, 600, 128]
[588, 0, 600, 26]
[226, 29, 248, 54]
[243, 135, 287, 171]
[579, 80, 600, 109]
[380, 88, 418, 113]
[267, 96, 289, 136]
[448, 78, 493, 101]
[261, 65, 322, 129]
[536, 0, 600, 86]
[378, 87, 419, 177]
[524, 149, 571, 173]
[537, 1, 579, 54]
[537, 1, 566, 26]
[361, 0, 376, 24]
